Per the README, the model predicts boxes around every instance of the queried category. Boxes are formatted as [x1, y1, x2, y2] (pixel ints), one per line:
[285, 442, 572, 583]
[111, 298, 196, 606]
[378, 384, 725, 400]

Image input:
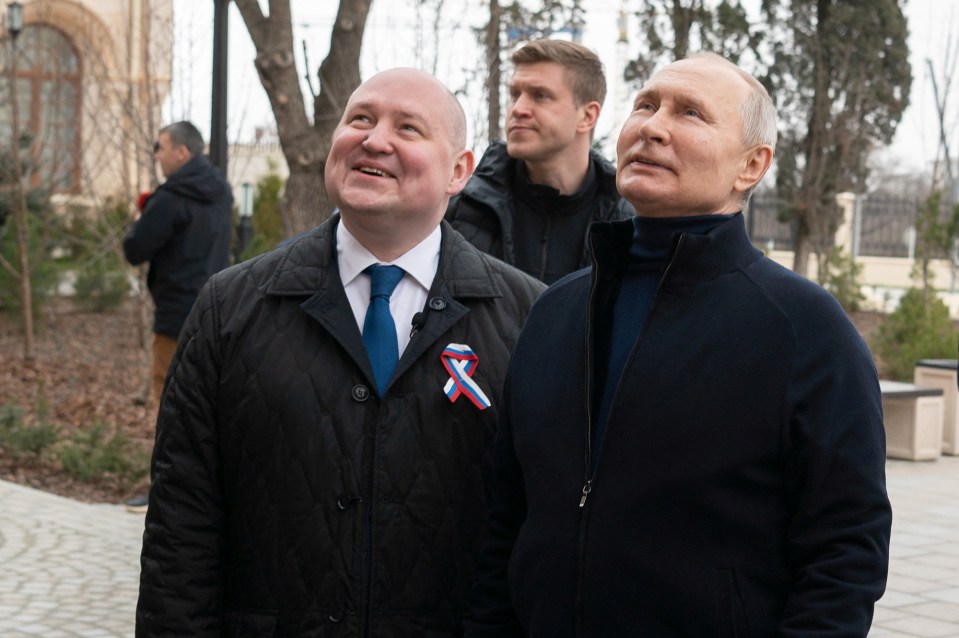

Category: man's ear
[577, 101, 601, 134]
[734, 145, 774, 194]
[447, 149, 475, 196]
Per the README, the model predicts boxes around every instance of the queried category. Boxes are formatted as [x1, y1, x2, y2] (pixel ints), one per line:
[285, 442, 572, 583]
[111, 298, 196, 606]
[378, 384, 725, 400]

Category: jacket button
[336, 495, 352, 511]
[351, 385, 370, 402]
[428, 297, 447, 311]
[328, 610, 342, 623]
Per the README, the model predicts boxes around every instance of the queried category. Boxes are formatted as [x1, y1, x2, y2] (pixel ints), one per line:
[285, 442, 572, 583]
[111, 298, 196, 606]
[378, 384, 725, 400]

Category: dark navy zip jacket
[466, 214, 890, 638]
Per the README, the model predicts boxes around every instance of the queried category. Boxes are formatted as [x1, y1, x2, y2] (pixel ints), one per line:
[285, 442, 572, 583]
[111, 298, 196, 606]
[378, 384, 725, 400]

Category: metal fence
[857, 194, 921, 258]
[745, 192, 950, 259]
[745, 191, 793, 251]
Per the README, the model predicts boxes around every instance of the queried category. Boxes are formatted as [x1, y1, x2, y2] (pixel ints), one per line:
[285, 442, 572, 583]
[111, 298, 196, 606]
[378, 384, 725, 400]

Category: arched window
[0, 24, 82, 192]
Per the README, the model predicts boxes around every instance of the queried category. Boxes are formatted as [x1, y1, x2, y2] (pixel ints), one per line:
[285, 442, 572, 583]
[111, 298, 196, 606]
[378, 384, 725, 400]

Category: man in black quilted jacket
[135, 68, 545, 637]
[446, 39, 633, 285]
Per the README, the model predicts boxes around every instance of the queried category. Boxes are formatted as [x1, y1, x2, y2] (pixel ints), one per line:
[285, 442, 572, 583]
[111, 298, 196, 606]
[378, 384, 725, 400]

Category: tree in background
[232, 0, 372, 236]
[624, 0, 756, 85]
[621, 0, 911, 280]
[762, 0, 911, 275]
[479, 0, 586, 143]
[912, 190, 959, 291]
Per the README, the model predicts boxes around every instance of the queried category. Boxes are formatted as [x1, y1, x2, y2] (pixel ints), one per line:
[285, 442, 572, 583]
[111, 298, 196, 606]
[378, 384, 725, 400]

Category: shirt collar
[336, 219, 441, 291]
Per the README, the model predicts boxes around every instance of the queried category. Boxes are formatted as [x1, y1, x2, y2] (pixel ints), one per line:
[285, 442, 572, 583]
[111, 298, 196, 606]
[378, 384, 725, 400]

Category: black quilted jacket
[136, 217, 545, 637]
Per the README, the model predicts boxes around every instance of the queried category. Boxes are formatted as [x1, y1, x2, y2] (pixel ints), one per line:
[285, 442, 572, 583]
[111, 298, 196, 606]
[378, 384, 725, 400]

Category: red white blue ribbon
[441, 344, 491, 410]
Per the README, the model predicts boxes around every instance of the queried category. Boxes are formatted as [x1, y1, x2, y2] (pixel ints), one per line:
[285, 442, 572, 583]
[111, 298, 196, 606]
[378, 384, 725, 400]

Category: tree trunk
[790, 207, 815, 277]
[486, 0, 502, 143]
[235, 0, 372, 236]
[8, 43, 34, 361]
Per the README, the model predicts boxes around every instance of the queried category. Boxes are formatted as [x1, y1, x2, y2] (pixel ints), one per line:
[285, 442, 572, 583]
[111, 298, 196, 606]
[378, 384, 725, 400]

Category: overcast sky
[169, 0, 957, 176]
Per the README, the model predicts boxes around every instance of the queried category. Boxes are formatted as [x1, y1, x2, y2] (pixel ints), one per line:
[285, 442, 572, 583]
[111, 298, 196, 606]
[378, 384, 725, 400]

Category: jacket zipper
[573, 233, 686, 635]
[539, 216, 552, 281]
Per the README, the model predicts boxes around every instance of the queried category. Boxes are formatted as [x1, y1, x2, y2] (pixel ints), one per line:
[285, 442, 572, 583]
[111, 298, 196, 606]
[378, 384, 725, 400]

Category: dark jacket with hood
[445, 141, 634, 283]
[135, 217, 546, 637]
[466, 214, 891, 637]
[123, 154, 233, 337]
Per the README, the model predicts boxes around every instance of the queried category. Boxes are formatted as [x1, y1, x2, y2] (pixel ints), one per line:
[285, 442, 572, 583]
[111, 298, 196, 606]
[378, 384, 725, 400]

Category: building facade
[1, 0, 172, 207]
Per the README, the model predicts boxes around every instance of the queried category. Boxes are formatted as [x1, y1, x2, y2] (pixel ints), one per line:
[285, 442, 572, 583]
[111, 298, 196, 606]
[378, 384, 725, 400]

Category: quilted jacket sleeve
[136, 277, 224, 637]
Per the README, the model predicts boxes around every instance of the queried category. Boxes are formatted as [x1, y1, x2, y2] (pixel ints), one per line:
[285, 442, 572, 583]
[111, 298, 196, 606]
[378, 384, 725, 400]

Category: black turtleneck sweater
[512, 161, 599, 285]
[592, 213, 737, 471]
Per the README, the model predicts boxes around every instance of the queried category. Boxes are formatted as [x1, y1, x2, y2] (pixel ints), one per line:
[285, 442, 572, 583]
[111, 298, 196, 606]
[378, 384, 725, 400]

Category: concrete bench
[914, 359, 959, 455]
[880, 380, 944, 461]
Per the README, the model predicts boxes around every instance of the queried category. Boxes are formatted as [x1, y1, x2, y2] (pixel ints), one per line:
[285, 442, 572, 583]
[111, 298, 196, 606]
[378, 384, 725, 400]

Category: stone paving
[0, 456, 957, 636]
[0, 481, 143, 637]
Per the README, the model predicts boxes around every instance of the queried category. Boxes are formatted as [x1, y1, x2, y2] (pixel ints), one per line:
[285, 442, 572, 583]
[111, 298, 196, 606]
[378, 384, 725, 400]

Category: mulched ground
[0, 297, 888, 504]
[0, 297, 155, 503]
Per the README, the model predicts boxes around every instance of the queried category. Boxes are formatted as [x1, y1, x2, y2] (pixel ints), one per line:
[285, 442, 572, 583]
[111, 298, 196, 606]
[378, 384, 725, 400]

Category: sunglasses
[153, 141, 161, 153]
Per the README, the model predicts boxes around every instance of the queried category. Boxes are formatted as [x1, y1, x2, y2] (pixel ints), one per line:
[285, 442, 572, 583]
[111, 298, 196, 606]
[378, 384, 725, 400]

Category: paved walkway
[0, 457, 957, 636]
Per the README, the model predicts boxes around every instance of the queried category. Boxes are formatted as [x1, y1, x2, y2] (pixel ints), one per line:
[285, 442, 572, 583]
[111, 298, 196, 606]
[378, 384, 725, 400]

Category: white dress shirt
[337, 221, 440, 356]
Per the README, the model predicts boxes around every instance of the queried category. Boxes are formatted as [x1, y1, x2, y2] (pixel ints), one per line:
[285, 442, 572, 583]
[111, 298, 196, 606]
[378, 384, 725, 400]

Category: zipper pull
[578, 481, 592, 508]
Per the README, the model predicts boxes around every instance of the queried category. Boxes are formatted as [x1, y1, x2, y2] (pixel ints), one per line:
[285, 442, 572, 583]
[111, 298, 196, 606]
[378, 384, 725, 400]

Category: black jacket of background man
[123, 154, 233, 337]
[445, 141, 634, 284]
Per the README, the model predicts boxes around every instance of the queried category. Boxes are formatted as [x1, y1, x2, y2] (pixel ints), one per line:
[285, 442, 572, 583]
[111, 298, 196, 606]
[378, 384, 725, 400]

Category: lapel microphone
[410, 311, 427, 338]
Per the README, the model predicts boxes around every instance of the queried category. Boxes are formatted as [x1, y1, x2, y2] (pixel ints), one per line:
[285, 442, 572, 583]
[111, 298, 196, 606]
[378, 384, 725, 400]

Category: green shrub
[0, 195, 62, 318]
[823, 247, 865, 312]
[62, 201, 132, 311]
[72, 253, 130, 311]
[0, 403, 59, 460]
[873, 288, 958, 380]
[58, 423, 149, 484]
[238, 164, 286, 262]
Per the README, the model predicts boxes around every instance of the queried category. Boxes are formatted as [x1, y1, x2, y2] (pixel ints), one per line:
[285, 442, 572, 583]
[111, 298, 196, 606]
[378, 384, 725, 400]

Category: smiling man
[466, 53, 891, 637]
[136, 68, 545, 637]
[446, 39, 633, 284]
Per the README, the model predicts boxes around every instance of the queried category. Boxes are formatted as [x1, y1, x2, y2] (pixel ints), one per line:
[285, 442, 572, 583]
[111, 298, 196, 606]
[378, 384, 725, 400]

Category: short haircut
[511, 39, 606, 107]
[444, 88, 468, 151]
[160, 121, 205, 157]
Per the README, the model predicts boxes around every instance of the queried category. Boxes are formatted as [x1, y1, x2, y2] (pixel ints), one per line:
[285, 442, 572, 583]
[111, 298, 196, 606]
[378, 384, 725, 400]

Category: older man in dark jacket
[467, 53, 890, 637]
[136, 69, 545, 637]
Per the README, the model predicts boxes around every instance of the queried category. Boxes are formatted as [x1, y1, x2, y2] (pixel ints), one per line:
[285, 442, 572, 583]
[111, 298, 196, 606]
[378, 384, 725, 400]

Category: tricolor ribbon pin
[441, 344, 491, 410]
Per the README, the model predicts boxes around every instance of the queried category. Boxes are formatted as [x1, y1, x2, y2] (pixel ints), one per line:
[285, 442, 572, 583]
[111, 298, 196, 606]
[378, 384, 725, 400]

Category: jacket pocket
[714, 567, 751, 638]
[222, 609, 277, 637]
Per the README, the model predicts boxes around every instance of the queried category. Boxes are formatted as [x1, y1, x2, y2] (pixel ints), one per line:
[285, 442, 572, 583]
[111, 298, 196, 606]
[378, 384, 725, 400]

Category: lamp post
[234, 181, 254, 262]
[210, 0, 229, 175]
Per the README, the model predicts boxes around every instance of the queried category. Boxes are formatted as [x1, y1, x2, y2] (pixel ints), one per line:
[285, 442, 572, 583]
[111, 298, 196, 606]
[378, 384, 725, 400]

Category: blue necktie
[363, 264, 405, 395]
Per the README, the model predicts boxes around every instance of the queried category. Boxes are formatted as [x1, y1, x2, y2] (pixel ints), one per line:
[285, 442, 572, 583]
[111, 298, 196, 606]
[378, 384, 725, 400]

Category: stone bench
[880, 380, 944, 461]
[914, 359, 959, 455]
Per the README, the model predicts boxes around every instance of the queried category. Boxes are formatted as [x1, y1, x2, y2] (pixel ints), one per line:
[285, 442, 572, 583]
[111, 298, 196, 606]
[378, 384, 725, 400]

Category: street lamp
[6, 1, 23, 39]
[234, 181, 254, 262]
